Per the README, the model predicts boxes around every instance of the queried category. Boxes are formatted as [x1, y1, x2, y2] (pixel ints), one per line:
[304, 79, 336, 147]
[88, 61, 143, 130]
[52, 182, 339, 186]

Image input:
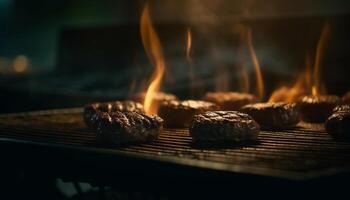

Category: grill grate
[1, 108, 350, 180]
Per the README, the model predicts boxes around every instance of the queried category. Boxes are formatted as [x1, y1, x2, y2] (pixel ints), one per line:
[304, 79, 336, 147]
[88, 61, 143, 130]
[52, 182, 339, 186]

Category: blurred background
[0, 0, 350, 113]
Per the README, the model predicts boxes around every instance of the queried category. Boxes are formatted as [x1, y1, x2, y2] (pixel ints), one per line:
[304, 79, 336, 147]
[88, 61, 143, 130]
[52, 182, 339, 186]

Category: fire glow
[268, 54, 312, 103]
[247, 27, 264, 100]
[186, 29, 192, 61]
[268, 22, 330, 102]
[312, 21, 330, 96]
[140, 5, 166, 115]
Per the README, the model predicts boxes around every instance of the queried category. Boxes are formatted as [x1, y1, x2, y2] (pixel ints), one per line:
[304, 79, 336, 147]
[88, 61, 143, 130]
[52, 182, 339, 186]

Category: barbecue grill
[2, 1, 350, 198]
[1, 108, 350, 197]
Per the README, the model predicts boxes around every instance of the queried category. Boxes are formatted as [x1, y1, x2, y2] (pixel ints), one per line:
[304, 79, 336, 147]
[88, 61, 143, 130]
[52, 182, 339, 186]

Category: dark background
[0, 0, 350, 113]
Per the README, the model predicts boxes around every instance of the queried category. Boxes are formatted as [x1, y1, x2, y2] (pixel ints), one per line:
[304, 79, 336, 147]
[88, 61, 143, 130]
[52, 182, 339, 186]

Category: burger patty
[325, 110, 350, 141]
[84, 101, 144, 129]
[298, 95, 339, 122]
[158, 100, 218, 127]
[95, 111, 163, 145]
[333, 104, 350, 113]
[203, 92, 257, 111]
[131, 92, 178, 103]
[240, 102, 300, 130]
[190, 111, 260, 143]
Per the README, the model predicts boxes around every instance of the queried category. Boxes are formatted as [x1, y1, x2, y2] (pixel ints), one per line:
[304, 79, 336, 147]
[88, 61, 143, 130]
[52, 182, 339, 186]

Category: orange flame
[246, 27, 264, 100]
[304, 52, 313, 92]
[140, 5, 165, 115]
[186, 28, 204, 97]
[186, 28, 194, 92]
[268, 53, 312, 103]
[268, 74, 306, 103]
[312, 21, 330, 95]
[268, 22, 330, 102]
[186, 28, 192, 61]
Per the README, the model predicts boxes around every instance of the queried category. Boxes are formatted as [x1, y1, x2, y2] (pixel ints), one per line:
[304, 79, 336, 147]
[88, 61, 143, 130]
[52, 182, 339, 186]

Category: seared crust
[333, 104, 350, 113]
[203, 92, 257, 111]
[158, 100, 218, 127]
[84, 101, 144, 129]
[240, 102, 300, 130]
[298, 95, 339, 122]
[96, 111, 163, 145]
[325, 111, 350, 141]
[131, 92, 178, 103]
[190, 111, 260, 143]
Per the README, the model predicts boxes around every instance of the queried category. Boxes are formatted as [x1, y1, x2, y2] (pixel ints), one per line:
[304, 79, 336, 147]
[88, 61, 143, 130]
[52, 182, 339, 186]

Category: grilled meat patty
[325, 110, 350, 141]
[203, 92, 257, 111]
[298, 95, 339, 122]
[240, 102, 300, 130]
[131, 92, 178, 103]
[333, 104, 350, 113]
[158, 100, 218, 127]
[84, 101, 144, 129]
[190, 111, 260, 143]
[95, 111, 163, 145]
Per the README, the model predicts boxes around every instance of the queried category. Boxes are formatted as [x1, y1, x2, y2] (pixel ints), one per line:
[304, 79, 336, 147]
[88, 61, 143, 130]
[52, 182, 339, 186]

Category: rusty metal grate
[0, 108, 350, 181]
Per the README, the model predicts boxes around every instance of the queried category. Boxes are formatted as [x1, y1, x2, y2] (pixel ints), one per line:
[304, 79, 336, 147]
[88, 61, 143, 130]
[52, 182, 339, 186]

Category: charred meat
[203, 92, 257, 111]
[158, 100, 218, 127]
[84, 101, 144, 129]
[326, 110, 350, 141]
[131, 92, 178, 103]
[298, 95, 339, 122]
[190, 111, 260, 143]
[333, 104, 350, 113]
[240, 102, 300, 130]
[95, 111, 163, 145]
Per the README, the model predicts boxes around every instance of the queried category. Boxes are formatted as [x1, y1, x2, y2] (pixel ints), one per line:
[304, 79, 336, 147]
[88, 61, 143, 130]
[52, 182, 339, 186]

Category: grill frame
[1, 108, 350, 187]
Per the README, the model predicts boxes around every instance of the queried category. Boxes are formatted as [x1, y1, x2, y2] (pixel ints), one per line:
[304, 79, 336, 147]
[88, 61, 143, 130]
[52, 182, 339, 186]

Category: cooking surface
[0, 108, 350, 181]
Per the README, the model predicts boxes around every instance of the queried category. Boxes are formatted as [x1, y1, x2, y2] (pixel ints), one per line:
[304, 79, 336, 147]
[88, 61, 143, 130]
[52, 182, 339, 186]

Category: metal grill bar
[0, 108, 350, 180]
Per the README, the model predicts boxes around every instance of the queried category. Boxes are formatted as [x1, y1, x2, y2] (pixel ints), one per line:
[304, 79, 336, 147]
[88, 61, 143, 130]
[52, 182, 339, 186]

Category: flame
[186, 28, 203, 97]
[268, 22, 331, 102]
[140, 5, 165, 115]
[268, 54, 312, 103]
[246, 27, 264, 100]
[236, 24, 250, 93]
[268, 74, 306, 103]
[312, 21, 330, 95]
[186, 28, 192, 61]
[304, 52, 312, 92]
[312, 86, 318, 96]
